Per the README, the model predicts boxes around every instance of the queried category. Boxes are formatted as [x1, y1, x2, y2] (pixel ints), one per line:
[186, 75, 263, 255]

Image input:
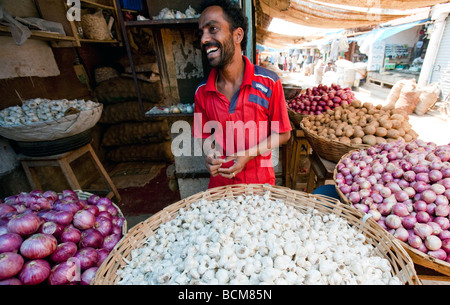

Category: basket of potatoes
[300, 100, 419, 163]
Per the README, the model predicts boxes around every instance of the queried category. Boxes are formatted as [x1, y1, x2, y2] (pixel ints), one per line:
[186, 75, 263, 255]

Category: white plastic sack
[0, 104, 102, 142]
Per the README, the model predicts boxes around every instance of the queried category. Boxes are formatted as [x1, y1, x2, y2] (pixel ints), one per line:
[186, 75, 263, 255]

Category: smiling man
[193, 0, 291, 188]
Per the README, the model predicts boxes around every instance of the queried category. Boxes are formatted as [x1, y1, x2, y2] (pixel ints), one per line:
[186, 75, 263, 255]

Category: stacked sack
[93, 58, 173, 163]
[383, 79, 441, 115]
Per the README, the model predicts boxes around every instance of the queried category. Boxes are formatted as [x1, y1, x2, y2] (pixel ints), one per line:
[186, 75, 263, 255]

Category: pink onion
[74, 247, 98, 270]
[392, 202, 409, 217]
[428, 249, 447, 261]
[439, 230, 450, 240]
[408, 234, 423, 249]
[19, 259, 51, 285]
[378, 201, 394, 216]
[102, 234, 121, 252]
[393, 227, 409, 242]
[442, 239, 450, 254]
[429, 169, 443, 182]
[59, 226, 81, 244]
[79, 229, 103, 249]
[81, 267, 98, 285]
[421, 190, 437, 204]
[401, 215, 417, 230]
[0, 252, 24, 280]
[413, 200, 427, 212]
[385, 214, 401, 229]
[0, 233, 22, 253]
[428, 222, 443, 235]
[50, 242, 78, 263]
[416, 211, 431, 223]
[434, 217, 450, 230]
[47, 261, 78, 285]
[435, 194, 449, 206]
[414, 223, 433, 239]
[435, 204, 450, 217]
[73, 210, 95, 230]
[20, 233, 57, 259]
[7, 213, 41, 236]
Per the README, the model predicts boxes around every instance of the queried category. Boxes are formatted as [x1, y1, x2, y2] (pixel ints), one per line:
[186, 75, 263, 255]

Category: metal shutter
[430, 16, 450, 100]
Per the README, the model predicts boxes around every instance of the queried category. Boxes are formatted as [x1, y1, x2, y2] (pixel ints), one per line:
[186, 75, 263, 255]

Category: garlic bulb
[116, 193, 403, 285]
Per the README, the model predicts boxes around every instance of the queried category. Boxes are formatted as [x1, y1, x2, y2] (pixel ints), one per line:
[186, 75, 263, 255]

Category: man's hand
[217, 155, 251, 179]
[205, 150, 225, 177]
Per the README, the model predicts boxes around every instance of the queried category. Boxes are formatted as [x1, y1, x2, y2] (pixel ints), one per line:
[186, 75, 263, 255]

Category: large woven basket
[92, 184, 420, 285]
[288, 110, 309, 129]
[300, 121, 369, 163]
[333, 150, 450, 277]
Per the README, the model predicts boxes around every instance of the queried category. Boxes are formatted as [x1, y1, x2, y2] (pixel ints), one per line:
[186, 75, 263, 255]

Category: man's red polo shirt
[194, 55, 291, 188]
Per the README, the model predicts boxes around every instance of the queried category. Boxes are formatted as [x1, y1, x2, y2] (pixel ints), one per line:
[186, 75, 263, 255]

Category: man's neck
[216, 55, 245, 101]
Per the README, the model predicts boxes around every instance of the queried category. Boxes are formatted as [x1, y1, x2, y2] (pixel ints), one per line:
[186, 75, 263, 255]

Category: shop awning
[375, 18, 430, 41]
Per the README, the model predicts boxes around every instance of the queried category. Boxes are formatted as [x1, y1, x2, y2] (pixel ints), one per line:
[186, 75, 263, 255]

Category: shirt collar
[204, 55, 254, 92]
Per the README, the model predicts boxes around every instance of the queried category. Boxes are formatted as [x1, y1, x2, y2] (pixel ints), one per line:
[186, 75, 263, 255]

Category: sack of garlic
[0, 98, 102, 141]
[115, 191, 407, 285]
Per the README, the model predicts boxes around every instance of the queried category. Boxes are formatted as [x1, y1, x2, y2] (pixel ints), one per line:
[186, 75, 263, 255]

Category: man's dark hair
[199, 0, 248, 51]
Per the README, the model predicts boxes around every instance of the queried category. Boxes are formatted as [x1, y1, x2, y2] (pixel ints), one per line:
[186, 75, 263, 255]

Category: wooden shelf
[0, 24, 76, 42]
[125, 18, 198, 27]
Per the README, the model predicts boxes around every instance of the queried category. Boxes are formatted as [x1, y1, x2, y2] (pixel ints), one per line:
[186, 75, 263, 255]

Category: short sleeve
[193, 88, 209, 139]
[268, 79, 292, 134]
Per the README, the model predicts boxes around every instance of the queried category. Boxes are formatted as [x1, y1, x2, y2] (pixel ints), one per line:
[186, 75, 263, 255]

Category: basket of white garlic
[93, 184, 421, 285]
[0, 98, 102, 142]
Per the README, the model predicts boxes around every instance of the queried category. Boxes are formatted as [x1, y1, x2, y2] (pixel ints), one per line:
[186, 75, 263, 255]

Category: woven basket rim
[333, 149, 450, 277]
[92, 184, 420, 285]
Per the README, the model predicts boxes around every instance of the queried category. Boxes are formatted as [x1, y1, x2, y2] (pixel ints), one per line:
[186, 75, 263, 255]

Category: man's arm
[217, 131, 291, 178]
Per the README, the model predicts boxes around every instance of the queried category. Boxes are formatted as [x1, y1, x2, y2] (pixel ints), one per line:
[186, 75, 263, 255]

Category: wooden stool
[18, 143, 121, 201]
[306, 150, 336, 193]
[285, 129, 311, 189]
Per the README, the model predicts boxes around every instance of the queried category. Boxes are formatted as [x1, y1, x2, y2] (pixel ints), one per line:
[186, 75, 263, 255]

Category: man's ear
[234, 28, 244, 44]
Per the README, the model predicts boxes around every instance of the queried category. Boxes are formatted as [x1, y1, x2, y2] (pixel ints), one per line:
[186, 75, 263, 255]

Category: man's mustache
[202, 42, 221, 52]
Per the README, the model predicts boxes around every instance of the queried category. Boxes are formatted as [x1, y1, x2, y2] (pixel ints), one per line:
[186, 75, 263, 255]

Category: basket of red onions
[0, 189, 126, 285]
[334, 139, 450, 276]
[286, 84, 355, 127]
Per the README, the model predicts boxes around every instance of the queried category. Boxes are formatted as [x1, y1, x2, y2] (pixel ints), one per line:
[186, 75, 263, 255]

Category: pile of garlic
[0, 98, 99, 127]
[117, 193, 403, 285]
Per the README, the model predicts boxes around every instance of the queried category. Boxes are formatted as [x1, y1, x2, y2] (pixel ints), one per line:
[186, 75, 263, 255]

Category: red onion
[53, 201, 80, 214]
[79, 228, 103, 249]
[62, 189, 78, 199]
[96, 197, 112, 206]
[111, 216, 125, 228]
[42, 190, 58, 203]
[428, 249, 447, 261]
[7, 213, 41, 236]
[87, 194, 101, 205]
[385, 214, 401, 229]
[60, 226, 81, 244]
[47, 261, 78, 285]
[20, 233, 57, 259]
[0, 204, 16, 218]
[401, 215, 417, 230]
[97, 211, 112, 220]
[0, 233, 22, 253]
[74, 247, 98, 270]
[107, 205, 118, 216]
[0, 278, 22, 285]
[102, 234, 121, 251]
[111, 225, 122, 236]
[50, 242, 78, 263]
[73, 210, 95, 230]
[81, 267, 98, 285]
[94, 216, 113, 237]
[414, 223, 433, 239]
[52, 211, 74, 226]
[38, 221, 63, 237]
[19, 259, 51, 285]
[96, 248, 109, 267]
[0, 252, 24, 280]
[408, 234, 423, 249]
[84, 205, 99, 216]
